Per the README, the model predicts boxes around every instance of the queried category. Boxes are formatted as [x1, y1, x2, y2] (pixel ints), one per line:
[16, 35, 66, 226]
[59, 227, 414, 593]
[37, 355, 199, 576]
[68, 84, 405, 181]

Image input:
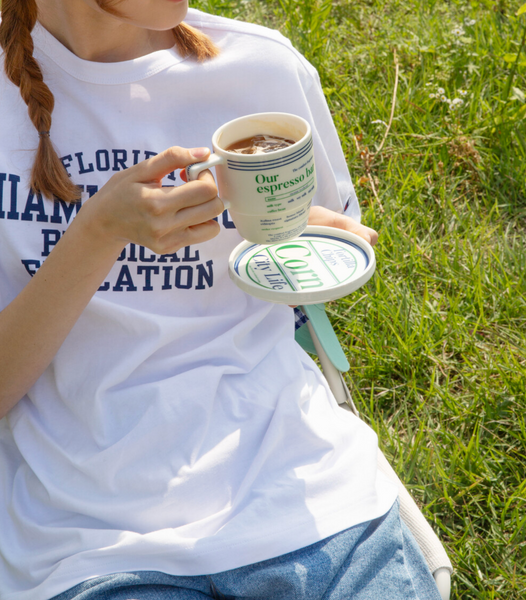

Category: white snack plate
[228, 225, 376, 305]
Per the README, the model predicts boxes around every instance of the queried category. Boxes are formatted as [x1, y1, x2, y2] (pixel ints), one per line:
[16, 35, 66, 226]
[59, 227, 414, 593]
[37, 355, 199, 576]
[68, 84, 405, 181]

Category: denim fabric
[50, 500, 441, 600]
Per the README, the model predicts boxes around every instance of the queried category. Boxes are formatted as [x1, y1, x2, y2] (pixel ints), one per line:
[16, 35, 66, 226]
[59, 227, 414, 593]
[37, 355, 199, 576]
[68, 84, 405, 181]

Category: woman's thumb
[136, 146, 210, 182]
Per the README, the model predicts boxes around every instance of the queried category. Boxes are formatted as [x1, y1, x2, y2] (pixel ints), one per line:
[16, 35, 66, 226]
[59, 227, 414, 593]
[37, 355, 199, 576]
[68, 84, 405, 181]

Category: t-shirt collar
[32, 21, 186, 85]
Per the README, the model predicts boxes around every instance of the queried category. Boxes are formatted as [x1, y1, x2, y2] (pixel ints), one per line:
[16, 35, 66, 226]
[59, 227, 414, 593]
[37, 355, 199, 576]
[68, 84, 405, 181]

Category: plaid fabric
[294, 307, 309, 330]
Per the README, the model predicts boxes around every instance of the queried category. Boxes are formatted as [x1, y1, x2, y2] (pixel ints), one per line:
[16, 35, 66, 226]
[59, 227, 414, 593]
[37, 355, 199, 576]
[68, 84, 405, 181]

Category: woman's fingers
[82, 146, 224, 255]
[157, 219, 221, 254]
[142, 194, 223, 253]
[172, 195, 224, 229]
[157, 169, 220, 210]
[136, 169, 222, 244]
[308, 205, 379, 246]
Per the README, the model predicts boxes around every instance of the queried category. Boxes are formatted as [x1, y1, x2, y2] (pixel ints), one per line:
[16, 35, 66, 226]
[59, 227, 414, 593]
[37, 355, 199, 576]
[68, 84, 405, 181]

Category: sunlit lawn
[193, 1, 526, 598]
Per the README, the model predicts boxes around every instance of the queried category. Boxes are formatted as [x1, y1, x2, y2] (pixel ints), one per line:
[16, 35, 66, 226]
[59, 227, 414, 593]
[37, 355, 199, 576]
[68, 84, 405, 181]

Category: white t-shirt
[0, 9, 397, 600]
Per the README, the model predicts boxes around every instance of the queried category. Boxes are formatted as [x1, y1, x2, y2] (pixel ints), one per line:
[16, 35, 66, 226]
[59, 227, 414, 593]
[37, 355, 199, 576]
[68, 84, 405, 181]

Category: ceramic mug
[187, 112, 316, 244]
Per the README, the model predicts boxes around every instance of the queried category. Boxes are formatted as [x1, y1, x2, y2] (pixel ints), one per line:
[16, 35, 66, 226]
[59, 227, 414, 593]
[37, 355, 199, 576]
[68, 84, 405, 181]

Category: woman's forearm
[0, 213, 125, 418]
[0, 147, 222, 418]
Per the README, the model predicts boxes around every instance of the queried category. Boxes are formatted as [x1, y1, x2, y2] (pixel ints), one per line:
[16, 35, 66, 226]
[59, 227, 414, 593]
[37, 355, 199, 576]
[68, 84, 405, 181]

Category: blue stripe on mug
[227, 149, 312, 172]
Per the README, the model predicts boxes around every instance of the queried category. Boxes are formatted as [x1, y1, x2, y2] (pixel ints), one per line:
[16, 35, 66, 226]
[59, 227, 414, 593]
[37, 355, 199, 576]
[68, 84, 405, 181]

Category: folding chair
[295, 304, 453, 600]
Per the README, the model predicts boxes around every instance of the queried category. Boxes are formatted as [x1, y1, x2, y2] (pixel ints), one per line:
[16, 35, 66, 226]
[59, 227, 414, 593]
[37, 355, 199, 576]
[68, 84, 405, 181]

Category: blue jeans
[50, 500, 441, 600]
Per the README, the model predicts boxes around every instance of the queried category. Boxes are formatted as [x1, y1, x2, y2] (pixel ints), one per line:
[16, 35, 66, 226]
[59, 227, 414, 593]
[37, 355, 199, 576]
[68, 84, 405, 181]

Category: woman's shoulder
[184, 9, 317, 79]
[185, 8, 289, 44]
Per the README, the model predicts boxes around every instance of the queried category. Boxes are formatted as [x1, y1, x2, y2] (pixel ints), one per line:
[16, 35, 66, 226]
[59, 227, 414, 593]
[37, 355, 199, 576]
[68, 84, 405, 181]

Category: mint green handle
[299, 304, 350, 372]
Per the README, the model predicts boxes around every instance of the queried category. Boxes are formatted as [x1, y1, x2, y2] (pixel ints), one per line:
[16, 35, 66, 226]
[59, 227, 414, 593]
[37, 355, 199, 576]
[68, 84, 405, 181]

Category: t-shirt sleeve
[189, 12, 361, 223]
[303, 71, 361, 223]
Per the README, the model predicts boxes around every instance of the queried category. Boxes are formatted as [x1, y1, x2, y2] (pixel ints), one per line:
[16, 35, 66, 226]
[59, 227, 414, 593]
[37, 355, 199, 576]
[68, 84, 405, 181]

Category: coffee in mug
[225, 134, 296, 155]
[186, 113, 316, 245]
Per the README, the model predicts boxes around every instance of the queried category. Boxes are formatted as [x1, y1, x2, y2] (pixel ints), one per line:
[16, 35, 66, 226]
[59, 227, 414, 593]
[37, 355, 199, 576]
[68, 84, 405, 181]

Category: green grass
[192, 1, 526, 598]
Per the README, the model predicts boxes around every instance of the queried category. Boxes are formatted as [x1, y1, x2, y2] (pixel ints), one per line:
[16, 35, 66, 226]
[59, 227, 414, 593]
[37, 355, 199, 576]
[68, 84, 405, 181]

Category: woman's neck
[36, 0, 177, 62]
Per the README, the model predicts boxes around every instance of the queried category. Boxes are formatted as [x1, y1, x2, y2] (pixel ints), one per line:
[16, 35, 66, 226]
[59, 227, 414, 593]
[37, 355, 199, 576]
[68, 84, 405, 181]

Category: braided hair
[0, 0, 219, 202]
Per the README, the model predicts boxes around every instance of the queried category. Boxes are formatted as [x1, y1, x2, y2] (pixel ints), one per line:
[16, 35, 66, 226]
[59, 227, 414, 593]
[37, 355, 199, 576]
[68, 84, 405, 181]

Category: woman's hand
[0, 146, 223, 416]
[288, 206, 378, 309]
[81, 146, 223, 256]
[308, 205, 378, 246]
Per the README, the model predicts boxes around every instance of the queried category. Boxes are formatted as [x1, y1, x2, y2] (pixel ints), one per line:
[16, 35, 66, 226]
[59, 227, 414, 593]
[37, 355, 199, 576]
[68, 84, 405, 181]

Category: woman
[0, 1, 440, 599]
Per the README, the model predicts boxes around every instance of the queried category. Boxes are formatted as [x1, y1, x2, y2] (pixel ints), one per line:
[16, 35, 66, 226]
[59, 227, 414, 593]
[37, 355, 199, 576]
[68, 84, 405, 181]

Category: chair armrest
[301, 304, 350, 372]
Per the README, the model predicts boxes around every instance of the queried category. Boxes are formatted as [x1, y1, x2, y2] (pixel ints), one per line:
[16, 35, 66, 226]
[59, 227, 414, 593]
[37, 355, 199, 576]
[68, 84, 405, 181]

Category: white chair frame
[297, 307, 452, 600]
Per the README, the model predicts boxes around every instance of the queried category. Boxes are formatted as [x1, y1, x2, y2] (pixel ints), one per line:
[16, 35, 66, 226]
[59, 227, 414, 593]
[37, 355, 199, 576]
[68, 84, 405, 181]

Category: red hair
[0, 0, 219, 202]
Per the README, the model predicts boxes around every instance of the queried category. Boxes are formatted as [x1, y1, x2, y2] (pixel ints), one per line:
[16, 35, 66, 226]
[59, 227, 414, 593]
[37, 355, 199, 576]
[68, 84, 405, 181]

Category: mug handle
[186, 154, 231, 210]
